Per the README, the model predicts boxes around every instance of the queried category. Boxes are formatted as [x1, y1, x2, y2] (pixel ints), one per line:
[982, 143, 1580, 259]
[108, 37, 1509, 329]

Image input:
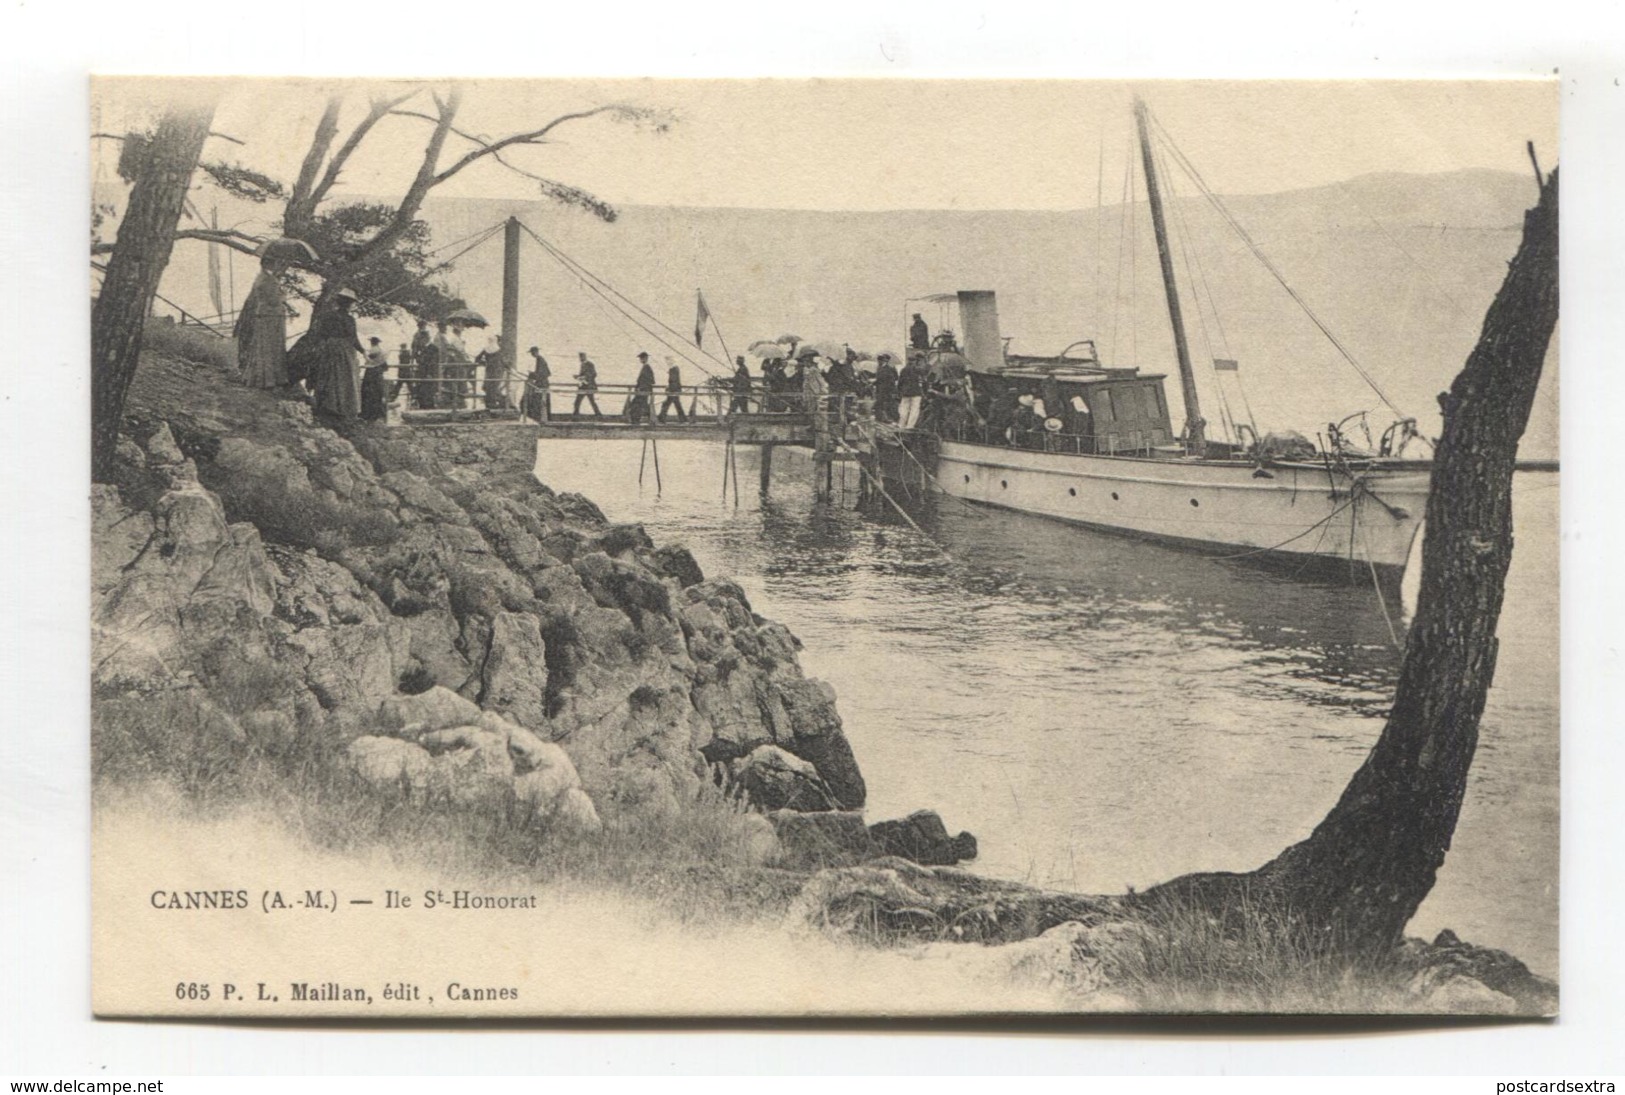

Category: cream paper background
[6, 0, 1621, 1074]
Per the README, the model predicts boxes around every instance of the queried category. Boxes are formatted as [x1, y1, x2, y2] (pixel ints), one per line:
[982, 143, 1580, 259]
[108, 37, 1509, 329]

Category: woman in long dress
[234, 258, 289, 388]
[311, 288, 363, 422]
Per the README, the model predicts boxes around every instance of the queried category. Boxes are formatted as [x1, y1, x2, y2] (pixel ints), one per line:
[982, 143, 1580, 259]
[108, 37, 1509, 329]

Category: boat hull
[933, 440, 1430, 582]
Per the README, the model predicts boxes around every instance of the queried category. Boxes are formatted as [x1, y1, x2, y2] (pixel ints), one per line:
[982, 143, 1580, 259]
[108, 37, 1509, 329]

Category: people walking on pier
[825, 352, 856, 397]
[443, 322, 473, 409]
[361, 336, 390, 421]
[786, 355, 804, 405]
[729, 356, 754, 415]
[763, 357, 788, 412]
[524, 347, 551, 421]
[414, 322, 441, 410]
[479, 335, 512, 411]
[909, 312, 929, 352]
[897, 352, 926, 430]
[310, 287, 363, 423]
[628, 351, 656, 424]
[411, 317, 431, 354]
[432, 321, 463, 408]
[658, 356, 688, 423]
[800, 348, 831, 447]
[873, 352, 899, 423]
[572, 352, 602, 418]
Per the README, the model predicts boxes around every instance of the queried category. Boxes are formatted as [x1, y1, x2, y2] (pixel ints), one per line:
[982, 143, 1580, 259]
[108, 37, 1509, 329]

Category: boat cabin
[907, 288, 1178, 455]
[978, 368, 1175, 455]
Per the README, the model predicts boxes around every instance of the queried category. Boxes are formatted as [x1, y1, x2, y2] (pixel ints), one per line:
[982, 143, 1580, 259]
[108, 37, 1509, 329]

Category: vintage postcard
[90, 76, 1559, 1017]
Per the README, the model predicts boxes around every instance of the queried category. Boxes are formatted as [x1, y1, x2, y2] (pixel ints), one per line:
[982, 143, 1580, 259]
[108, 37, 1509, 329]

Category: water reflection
[535, 440, 1558, 976]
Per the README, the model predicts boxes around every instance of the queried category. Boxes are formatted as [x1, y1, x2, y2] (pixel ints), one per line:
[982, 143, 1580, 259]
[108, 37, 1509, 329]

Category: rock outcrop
[791, 858, 1121, 945]
[1397, 929, 1557, 1016]
[869, 809, 978, 866]
[97, 352, 866, 839]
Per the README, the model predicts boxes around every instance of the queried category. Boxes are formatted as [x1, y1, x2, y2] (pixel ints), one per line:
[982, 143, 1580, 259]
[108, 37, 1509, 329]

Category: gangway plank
[531, 416, 816, 444]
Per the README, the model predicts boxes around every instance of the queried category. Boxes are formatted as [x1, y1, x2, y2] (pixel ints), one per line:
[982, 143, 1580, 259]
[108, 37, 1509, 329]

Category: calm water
[536, 440, 1560, 977]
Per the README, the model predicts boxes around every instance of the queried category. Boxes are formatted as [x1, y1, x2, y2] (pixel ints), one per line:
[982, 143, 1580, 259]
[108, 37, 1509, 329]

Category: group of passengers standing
[236, 274, 511, 426]
[234, 269, 1082, 444]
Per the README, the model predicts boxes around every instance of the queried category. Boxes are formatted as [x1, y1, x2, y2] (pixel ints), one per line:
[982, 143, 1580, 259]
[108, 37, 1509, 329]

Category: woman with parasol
[234, 237, 313, 389]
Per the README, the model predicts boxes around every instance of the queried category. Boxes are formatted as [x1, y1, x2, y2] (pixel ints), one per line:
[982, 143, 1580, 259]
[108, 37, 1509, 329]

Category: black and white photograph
[84, 74, 1560, 1019]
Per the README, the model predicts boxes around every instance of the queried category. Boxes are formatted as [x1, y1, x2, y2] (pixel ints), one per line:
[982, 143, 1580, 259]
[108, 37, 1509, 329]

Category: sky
[91, 77, 1557, 213]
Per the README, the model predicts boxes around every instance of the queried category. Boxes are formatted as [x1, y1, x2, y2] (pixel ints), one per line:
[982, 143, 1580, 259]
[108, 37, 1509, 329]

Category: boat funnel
[958, 290, 1004, 371]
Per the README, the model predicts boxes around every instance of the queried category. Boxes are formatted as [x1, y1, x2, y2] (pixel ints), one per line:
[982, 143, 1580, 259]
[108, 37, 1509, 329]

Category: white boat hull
[934, 440, 1430, 580]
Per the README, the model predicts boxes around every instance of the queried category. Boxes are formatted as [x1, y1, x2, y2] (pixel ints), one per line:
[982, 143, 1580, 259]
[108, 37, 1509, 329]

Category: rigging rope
[1332, 179, 1467, 314]
[518, 221, 728, 379]
[1149, 114, 1409, 421]
[375, 221, 507, 303]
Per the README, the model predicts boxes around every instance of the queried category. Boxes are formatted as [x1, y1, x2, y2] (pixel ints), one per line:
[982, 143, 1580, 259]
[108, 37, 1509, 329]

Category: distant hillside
[120, 168, 1558, 458]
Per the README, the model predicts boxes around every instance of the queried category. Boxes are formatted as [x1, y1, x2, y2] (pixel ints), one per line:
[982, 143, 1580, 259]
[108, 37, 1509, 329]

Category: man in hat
[627, 351, 656, 424]
[479, 334, 511, 411]
[987, 385, 1021, 444]
[824, 351, 856, 402]
[658, 355, 688, 423]
[412, 319, 440, 409]
[410, 317, 432, 363]
[572, 352, 602, 418]
[872, 352, 899, 423]
[909, 312, 929, 352]
[728, 356, 754, 415]
[1011, 393, 1042, 447]
[897, 351, 926, 430]
[523, 346, 551, 421]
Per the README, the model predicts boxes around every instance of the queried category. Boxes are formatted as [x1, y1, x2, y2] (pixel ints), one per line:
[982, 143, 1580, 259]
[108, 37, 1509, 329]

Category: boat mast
[1133, 97, 1205, 451]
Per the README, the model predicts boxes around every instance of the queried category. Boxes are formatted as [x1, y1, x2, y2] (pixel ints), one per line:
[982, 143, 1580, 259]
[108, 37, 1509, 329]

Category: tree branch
[430, 104, 628, 186]
[95, 130, 242, 151]
[308, 90, 420, 209]
[285, 96, 342, 236]
[391, 108, 568, 189]
[91, 227, 266, 258]
[335, 87, 461, 280]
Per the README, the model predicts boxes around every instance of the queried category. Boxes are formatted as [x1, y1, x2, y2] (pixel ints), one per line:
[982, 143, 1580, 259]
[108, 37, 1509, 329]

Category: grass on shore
[143, 319, 237, 372]
[92, 683, 800, 931]
[94, 686, 1439, 1011]
[1102, 886, 1416, 1013]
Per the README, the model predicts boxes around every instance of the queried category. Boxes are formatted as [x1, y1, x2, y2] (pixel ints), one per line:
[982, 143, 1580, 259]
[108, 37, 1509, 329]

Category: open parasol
[255, 237, 320, 265]
[800, 339, 847, 362]
[443, 308, 490, 328]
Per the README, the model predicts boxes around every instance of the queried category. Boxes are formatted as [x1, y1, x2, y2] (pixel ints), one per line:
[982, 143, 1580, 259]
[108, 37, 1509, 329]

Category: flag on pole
[694, 291, 711, 348]
[1213, 358, 1239, 372]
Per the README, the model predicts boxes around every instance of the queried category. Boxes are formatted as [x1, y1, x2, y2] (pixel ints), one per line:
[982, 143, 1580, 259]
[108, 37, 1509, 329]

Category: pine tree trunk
[90, 100, 215, 481]
[1144, 167, 1560, 954]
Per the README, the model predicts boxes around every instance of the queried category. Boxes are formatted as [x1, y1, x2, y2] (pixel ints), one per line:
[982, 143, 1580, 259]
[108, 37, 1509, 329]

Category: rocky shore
[89, 347, 1557, 1016]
